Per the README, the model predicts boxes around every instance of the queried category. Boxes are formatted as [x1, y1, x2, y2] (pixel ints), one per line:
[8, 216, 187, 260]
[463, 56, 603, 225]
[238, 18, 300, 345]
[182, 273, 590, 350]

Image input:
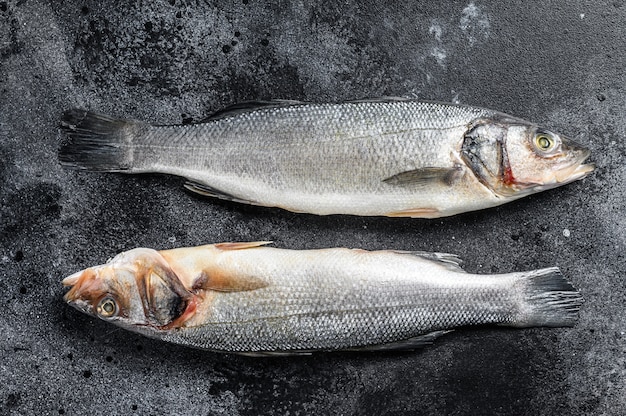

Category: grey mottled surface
[0, 0, 624, 414]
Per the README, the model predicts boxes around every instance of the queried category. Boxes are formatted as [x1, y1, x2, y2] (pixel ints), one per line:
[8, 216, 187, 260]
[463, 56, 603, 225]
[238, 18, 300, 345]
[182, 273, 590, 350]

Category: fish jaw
[528, 150, 594, 193]
[553, 155, 595, 184]
[64, 296, 94, 316]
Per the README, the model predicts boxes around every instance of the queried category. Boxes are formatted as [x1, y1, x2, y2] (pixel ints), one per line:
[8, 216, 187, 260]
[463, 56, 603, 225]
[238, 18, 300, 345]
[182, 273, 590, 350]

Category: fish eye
[533, 132, 557, 152]
[96, 296, 118, 318]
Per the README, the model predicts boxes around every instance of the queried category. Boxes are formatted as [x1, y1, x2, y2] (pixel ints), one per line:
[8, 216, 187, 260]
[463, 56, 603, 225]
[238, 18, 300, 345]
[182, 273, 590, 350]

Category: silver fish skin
[62, 243, 582, 355]
[58, 100, 593, 218]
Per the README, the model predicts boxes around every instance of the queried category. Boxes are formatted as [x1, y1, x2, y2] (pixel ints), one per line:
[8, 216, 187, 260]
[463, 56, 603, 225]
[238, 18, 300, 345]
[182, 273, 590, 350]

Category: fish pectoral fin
[184, 181, 260, 206]
[192, 270, 269, 293]
[188, 243, 271, 293]
[347, 330, 454, 352]
[385, 207, 441, 218]
[383, 166, 463, 187]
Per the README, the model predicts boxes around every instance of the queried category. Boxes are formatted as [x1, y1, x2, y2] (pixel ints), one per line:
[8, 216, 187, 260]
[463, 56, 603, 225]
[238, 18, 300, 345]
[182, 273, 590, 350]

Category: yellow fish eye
[97, 296, 118, 318]
[534, 132, 556, 152]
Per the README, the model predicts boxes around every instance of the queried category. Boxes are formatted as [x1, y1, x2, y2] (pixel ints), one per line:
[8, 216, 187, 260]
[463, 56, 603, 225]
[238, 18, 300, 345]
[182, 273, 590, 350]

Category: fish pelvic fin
[510, 267, 583, 328]
[59, 109, 139, 171]
[385, 207, 441, 218]
[214, 242, 273, 251]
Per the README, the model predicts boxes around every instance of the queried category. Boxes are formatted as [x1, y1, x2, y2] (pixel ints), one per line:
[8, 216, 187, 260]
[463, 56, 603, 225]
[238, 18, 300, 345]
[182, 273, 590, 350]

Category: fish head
[62, 248, 195, 331]
[461, 117, 594, 197]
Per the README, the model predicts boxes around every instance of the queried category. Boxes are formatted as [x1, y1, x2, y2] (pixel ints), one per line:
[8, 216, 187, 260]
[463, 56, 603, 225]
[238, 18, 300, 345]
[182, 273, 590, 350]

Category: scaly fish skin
[59, 100, 593, 218]
[62, 243, 582, 355]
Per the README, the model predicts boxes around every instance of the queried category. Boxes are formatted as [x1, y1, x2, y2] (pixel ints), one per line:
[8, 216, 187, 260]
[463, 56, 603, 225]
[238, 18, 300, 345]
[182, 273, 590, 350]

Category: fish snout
[62, 271, 83, 287]
[61, 267, 101, 304]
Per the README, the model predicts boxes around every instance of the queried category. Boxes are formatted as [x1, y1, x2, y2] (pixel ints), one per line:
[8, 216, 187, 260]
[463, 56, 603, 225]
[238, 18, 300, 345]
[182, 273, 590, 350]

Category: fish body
[63, 243, 582, 355]
[59, 100, 593, 218]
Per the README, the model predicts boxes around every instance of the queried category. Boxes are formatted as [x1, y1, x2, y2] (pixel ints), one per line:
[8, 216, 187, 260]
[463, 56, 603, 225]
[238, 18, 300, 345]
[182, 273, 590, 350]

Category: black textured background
[1, 1, 624, 415]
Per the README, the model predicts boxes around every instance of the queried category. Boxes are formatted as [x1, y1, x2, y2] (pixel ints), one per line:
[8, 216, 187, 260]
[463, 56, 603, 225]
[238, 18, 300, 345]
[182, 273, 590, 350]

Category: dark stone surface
[0, 0, 624, 414]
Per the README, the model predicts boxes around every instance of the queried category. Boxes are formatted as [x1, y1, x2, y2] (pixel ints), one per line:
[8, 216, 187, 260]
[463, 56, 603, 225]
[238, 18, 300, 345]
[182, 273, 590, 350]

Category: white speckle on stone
[460, 2, 490, 46]
[428, 22, 446, 67]
[430, 47, 447, 67]
[563, 229, 571, 238]
[429, 24, 443, 42]
[580, 13, 585, 19]
[168, 236, 177, 243]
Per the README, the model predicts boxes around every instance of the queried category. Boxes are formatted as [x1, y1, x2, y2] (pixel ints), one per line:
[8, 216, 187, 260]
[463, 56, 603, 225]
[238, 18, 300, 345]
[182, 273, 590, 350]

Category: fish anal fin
[386, 207, 441, 218]
[214, 241, 272, 251]
[235, 351, 314, 357]
[383, 166, 463, 187]
[192, 269, 269, 293]
[348, 330, 454, 352]
[184, 181, 260, 206]
[232, 330, 453, 356]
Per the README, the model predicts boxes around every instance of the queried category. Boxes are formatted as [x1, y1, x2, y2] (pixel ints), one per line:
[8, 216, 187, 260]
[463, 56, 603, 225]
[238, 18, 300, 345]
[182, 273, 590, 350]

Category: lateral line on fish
[181, 304, 466, 329]
[133, 124, 469, 151]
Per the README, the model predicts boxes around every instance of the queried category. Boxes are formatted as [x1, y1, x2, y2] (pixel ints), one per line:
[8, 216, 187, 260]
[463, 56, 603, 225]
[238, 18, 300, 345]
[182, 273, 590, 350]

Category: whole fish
[58, 100, 593, 218]
[62, 242, 582, 355]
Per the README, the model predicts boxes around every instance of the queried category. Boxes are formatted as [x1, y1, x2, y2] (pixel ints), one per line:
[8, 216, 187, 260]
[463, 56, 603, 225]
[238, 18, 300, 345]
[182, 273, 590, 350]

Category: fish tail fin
[511, 267, 583, 328]
[59, 109, 139, 171]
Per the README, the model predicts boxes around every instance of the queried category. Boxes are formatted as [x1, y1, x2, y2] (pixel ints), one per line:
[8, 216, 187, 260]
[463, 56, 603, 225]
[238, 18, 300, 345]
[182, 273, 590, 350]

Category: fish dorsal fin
[346, 96, 413, 104]
[383, 166, 464, 187]
[203, 100, 306, 122]
[395, 250, 466, 272]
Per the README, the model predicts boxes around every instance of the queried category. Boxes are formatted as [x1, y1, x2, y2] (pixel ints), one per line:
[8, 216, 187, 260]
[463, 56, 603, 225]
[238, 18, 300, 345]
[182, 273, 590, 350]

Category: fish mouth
[554, 149, 594, 184]
[560, 162, 595, 183]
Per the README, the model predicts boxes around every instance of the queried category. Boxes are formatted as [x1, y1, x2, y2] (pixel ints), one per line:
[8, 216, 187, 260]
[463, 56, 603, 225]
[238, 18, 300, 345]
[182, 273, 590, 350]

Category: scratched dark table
[1, 1, 624, 414]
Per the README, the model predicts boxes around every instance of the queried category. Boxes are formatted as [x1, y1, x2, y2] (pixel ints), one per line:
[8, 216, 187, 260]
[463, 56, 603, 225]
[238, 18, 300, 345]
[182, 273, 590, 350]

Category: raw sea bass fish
[62, 242, 582, 355]
[58, 100, 593, 218]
